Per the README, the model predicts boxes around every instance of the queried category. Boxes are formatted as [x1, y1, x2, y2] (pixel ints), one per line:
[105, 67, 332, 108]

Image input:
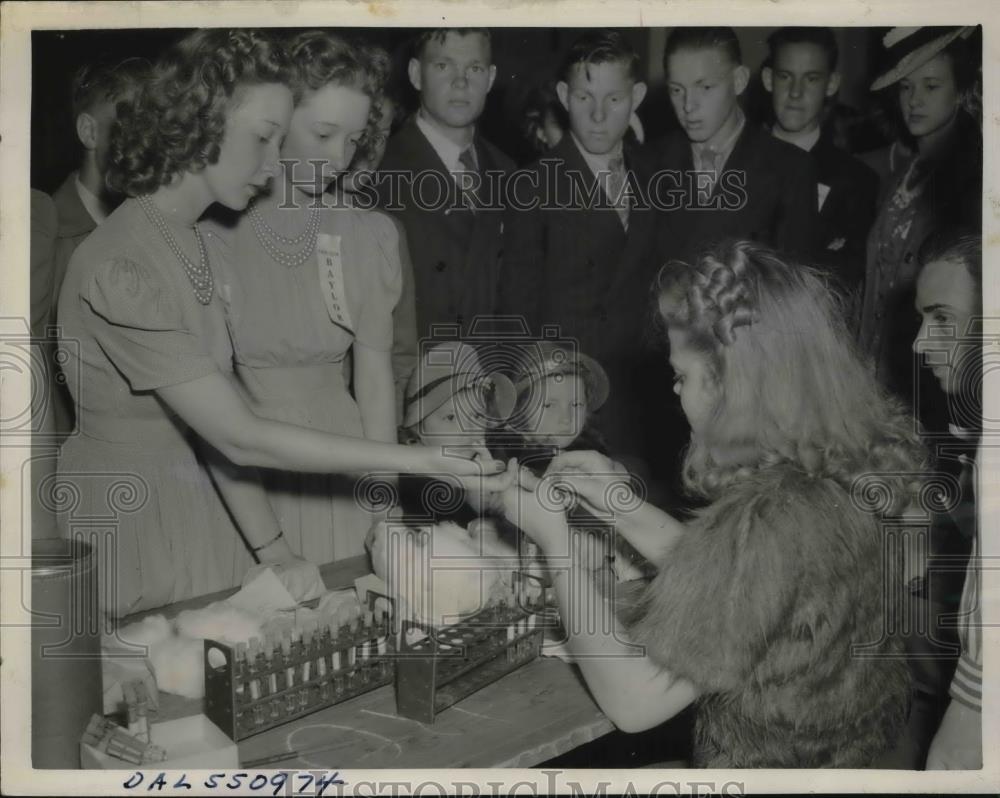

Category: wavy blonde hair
[657, 240, 926, 507]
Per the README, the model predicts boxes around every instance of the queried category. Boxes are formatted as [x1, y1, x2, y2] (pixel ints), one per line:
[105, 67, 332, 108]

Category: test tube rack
[394, 571, 556, 724]
[203, 593, 396, 741]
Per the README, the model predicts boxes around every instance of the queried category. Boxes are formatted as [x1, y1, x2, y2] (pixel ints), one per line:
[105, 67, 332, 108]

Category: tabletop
[126, 555, 616, 769]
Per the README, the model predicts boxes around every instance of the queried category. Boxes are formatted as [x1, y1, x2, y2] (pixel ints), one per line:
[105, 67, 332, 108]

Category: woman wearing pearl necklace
[202, 32, 404, 565]
[56, 29, 503, 618]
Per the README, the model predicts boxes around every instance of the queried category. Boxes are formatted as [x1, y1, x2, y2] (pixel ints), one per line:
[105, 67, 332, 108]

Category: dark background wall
[32, 26, 892, 192]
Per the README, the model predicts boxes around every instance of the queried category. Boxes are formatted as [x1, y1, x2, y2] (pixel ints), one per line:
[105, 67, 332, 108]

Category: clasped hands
[458, 449, 638, 558]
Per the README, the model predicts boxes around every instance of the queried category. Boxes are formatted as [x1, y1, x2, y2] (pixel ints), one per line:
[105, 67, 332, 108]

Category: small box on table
[80, 714, 237, 769]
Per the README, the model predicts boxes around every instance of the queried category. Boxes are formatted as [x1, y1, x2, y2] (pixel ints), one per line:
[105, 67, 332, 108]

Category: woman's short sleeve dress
[206, 206, 403, 564]
[56, 199, 253, 618]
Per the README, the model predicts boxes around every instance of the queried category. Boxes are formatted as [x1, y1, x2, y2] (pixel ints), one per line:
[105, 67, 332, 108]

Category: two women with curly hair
[56, 29, 501, 617]
[201, 31, 409, 565]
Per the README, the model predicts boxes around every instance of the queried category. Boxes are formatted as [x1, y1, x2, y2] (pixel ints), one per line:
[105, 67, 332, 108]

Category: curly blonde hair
[657, 240, 926, 508]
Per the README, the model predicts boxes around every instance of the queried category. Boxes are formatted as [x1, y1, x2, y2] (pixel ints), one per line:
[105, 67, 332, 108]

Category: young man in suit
[652, 27, 818, 267]
[499, 30, 659, 475]
[642, 28, 818, 502]
[762, 27, 879, 296]
[377, 28, 514, 340]
[49, 57, 149, 440]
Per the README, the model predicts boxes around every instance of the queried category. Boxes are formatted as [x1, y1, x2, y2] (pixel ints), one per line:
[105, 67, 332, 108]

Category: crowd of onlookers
[29, 25, 983, 769]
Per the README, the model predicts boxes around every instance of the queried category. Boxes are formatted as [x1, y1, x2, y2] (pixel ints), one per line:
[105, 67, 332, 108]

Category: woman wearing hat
[858, 26, 981, 414]
[857, 26, 982, 768]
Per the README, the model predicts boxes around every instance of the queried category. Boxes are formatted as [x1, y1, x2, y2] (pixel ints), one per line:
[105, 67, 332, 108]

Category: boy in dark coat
[762, 27, 879, 295]
[498, 30, 659, 474]
[377, 28, 514, 339]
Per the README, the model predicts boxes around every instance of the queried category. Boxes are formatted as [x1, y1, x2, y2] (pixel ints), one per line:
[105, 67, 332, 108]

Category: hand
[545, 450, 638, 517]
[408, 444, 506, 478]
[498, 462, 570, 555]
[925, 700, 982, 769]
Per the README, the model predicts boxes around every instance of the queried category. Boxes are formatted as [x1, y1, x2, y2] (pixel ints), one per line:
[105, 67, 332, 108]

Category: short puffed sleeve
[82, 258, 219, 391]
[353, 211, 403, 352]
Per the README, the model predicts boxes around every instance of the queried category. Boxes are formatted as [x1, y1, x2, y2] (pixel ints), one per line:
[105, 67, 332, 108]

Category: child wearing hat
[367, 342, 525, 625]
[501, 341, 610, 472]
[500, 342, 651, 584]
[397, 341, 517, 521]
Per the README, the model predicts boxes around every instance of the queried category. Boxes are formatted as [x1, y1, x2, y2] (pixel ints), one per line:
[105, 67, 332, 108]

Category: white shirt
[772, 123, 821, 153]
[691, 106, 746, 176]
[75, 174, 107, 225]
[570, 133, 629, 222]
[571, 132, 624, 179]
[415, 111, 477, 181]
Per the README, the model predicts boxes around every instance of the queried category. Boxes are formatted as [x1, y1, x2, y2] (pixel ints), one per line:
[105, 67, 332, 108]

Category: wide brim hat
[509, 341, 610, 420]
[870, 26, 975, 92]
[403, 341, 517, 430]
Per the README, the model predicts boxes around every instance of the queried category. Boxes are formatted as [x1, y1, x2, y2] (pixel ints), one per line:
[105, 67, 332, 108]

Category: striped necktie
[457, 146, 480, 212]
[606, 155, 629, 229]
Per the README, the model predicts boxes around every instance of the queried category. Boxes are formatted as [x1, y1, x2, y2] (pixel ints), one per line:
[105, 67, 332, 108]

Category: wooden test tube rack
[394, 571, 557, 724]
[204, 594, 396, 741]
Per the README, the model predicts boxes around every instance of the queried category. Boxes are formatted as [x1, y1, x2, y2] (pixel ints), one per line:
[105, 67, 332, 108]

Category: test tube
[302, 626, 313, 684]
[377, 636, 390, 679]
[135, 682, 150, 743]
[122, 681, 140, 737]
[264, 635, 278, 695]
[282, 634, 295, 689]
[248, 637, 262, 699]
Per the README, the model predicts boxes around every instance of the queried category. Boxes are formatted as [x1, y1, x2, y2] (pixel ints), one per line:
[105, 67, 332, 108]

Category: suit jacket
[808, 130, 880, 294]
[651, 123, 818, 266]
[49, 173, 98, 440]
[30, 189, 58, 339]
[377, 115, 514, 340]
[498, 135, 660, 461]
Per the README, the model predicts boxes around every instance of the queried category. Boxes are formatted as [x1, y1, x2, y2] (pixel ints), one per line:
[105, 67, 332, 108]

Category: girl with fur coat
[499, 240, 926, 767]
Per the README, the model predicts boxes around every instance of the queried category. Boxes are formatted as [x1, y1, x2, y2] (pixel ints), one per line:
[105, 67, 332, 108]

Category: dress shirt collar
[416, 110, 474, 173]
[772, 123, 822, 153]
[691, 106, 746, 172]
[75, 173, 107, 225]
[570, 132, 624, 179]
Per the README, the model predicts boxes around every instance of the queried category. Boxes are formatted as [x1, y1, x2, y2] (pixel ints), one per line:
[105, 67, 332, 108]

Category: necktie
[606, 155, 629, 229]
[697, 145, 721, 196]
[457, 146, 480, 212]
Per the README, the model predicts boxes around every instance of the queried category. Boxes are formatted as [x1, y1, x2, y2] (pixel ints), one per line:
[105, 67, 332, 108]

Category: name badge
[317, 233, 355, 334]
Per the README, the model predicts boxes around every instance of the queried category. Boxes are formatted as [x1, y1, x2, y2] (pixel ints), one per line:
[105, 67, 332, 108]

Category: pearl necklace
[136, 194, 214, 305]
[247, 199, 322, 269]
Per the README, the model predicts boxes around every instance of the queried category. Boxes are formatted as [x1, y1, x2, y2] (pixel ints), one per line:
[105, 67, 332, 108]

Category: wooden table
[126, 556, 616, 769]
